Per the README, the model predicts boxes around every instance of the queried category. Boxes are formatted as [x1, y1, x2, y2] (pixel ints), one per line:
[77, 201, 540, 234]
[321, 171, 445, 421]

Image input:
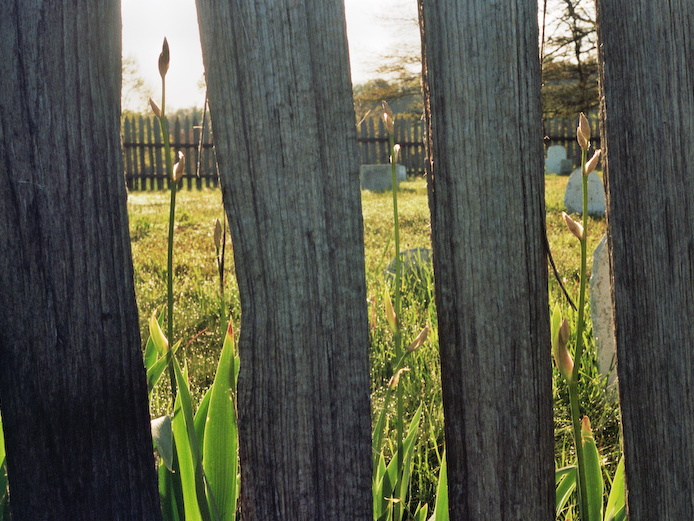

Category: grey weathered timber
[418, 1, 555, 519]
[0, 2, 161, 520]
[195, 1, 372, 519]
[596, 2, 694, 519]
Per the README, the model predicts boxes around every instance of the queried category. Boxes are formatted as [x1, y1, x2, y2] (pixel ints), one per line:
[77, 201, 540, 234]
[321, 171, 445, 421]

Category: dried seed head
[388, 367, 410, 390]
[382, 100, 394, 134]
[214, 218, 223, 251]
[392, 144, 401, 164]
[173, 151, 185, 182]
[585, 149, 602, 175]
[149, 98, 162, 119]
[552, 318, 574, 383]
[159, 38, 170, 79]
[562, 211, 584, 241]
[577, 112, 591, 150]
[408, 325, 429, 352]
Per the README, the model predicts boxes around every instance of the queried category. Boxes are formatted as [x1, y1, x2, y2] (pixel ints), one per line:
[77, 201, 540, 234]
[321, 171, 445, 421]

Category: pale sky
[121, 0, 419, 111]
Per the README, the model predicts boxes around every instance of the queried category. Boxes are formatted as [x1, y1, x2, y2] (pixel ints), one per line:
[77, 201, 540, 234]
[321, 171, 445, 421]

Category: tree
[541, 0, 599, 117]
[194, 0, 372, 519]
[122, 55, 154, 114]
[596, 1, 694, 519]
[0, 3, 161, 520]
[418, 0, 554, 519]
[353, 77, 422, 123]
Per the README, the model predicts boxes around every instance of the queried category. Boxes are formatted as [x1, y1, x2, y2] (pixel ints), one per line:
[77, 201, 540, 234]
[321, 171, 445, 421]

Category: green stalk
[389, 131, 405, 491]
[159, 74, 178, 401]
[569, 147, 590, 520]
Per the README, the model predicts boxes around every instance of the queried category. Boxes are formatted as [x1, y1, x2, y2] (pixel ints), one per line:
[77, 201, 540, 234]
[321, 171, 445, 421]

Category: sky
[121, 0, 419, 111]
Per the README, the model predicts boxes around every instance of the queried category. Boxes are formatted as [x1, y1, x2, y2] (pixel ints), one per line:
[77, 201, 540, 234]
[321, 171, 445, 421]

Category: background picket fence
[122, 113, 600, 190]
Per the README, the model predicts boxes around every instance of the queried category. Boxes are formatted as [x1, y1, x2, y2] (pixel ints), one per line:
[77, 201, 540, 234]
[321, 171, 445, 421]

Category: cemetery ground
[128, 174, 620, 514]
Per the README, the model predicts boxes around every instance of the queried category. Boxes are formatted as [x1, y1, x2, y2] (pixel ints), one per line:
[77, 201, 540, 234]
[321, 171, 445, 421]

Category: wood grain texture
[195, 1, 372, 519]
[419, 1, 554, 519]
[0, 2, 161, 520]
[596, 2, 694, 519]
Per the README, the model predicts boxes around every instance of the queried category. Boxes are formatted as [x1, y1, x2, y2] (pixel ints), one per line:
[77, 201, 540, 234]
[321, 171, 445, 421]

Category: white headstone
[545, 145, 567, 174]
[560, 159, 574, 175]
[564, 168, 606, 216]
[360, 164, 407, 192]
[590, 234, 617, 387]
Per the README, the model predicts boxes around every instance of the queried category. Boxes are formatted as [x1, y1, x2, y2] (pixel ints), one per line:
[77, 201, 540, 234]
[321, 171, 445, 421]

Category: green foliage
[127, 174, 622, 518]
[353, 78, 422, 123]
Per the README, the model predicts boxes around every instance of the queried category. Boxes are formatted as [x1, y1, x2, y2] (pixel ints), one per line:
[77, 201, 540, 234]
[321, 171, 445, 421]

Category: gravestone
[385, 247, 433, 304]
[360, 164, 407, 192]
[559, 159, 574, 175]
[590, 234, 617, 387]
[386, 247, 432, 283]
[545, 145, 567, 174]
[564, 168, 606, 216]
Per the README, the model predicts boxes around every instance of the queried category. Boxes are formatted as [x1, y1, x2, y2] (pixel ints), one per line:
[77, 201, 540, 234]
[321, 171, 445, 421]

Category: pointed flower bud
[149, 98, 162, 119]
[391, 144, 401, 165]
[408, 325, 429, 352]
[214, 218, 223, 251]
[577, 112, 591, 150]
[382, 100, 395, 134]
[388, 367, 410, 390]
[385, 291, 397, 332]
[581, 415, 593, 438]
[562, 211, 584, 241]
[584, 149, 601, 175]
[552, 318, 574, 383]
[173, 151, 185, 182]
[159, 37, 170, 79]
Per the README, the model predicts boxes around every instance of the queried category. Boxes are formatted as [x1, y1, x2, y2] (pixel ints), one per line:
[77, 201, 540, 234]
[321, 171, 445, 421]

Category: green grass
[128, 175, 620, 516]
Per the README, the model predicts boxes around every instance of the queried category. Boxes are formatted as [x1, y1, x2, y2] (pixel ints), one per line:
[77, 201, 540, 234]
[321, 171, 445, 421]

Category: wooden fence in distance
[121, 114, 598, 190]
[122, 115, 218, 191]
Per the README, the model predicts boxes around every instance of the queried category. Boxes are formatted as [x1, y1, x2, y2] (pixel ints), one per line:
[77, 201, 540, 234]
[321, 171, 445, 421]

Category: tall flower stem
[568, 145, 590, 520]
[390, 132, 404, 471]
[154, 38, 178, 401]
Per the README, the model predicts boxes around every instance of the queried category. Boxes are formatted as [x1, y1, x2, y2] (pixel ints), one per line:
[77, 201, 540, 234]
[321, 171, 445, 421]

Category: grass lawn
[128, 174, 619, 514]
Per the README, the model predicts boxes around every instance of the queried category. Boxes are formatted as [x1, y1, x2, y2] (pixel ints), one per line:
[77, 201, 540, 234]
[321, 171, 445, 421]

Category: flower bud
[385, 291, 397, 332]
[562, 212, 584, 241]
[408, 325, 429, 352]
[149, 98, 162, 119]
[214, 218, 223, 251]
[577, 112, 590, 150]
[173, 151, 185, 182]
[388, 367, 410, 390]
[382, 100, 394, 134]
[159, 38, 170, 79]
[391, 144, 401, 164]
[585, 149, 601, 175]
[581, 415, 593, 438]
[552, 318, 574, 382]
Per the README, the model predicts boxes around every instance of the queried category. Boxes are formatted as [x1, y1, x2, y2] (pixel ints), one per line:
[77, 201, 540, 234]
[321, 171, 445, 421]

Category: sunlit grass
[128, 174, 619, 515]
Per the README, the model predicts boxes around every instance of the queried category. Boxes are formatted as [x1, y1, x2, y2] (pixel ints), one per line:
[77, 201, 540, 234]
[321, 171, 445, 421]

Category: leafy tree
[541, 0, 599, 117]
[122, 55, 154, 114]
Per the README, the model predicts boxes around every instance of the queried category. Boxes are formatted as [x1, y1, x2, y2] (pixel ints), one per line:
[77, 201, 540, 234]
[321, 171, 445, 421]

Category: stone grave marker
[545, 145, 567, 174]
[560, 158, 574, 175]
[590, 234, 617, 387]
[564, 168, 606, 216]
[360, 164, 407, 192]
